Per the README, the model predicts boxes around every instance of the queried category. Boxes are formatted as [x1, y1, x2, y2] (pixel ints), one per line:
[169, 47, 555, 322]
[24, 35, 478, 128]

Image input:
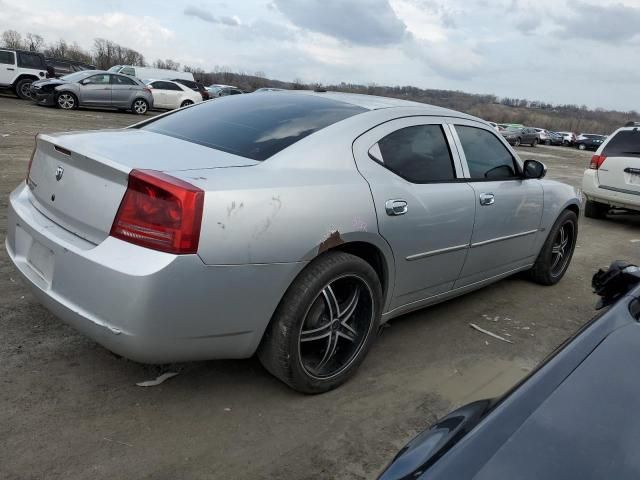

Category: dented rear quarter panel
[171, 112, 396, 288]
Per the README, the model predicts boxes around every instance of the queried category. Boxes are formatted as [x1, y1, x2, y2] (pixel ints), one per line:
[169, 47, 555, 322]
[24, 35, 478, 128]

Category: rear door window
[17, 52, 44, 69]
[373, 125, 456, 183]
[112, 75, 137, 86]
[603, 130, 640, 158]
[121, 66, 135, 76]
[456, 125, 519, 179]
[0, 50, 15, 65]
[139, 93, 366, 161]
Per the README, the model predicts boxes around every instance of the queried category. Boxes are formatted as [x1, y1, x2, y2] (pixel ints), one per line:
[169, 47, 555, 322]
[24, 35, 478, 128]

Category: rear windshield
[603, 130, 640, 158]
[139, 93, 366, 160]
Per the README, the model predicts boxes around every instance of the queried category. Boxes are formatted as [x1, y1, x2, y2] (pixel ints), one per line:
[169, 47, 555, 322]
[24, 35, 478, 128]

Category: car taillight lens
[590, 155, 607, 170]
[110, 169, 204, 254]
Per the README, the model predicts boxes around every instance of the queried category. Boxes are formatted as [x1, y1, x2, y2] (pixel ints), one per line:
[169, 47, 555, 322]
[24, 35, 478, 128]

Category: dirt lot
[1, 95, 639, 480]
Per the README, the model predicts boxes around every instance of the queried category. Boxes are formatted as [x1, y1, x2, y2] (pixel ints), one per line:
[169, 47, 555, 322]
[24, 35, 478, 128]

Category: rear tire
[531, 138, 538, 147]
[180, 100, 194, 108]
[578, 143, 587, 150]
[529, 209, 578, 285]
[258, 251, 382, 394]
[514, 137, 522, 147]
[131, 98, 148, 115]
[584, 199, 609, 219]
[15, 78, 35, 100]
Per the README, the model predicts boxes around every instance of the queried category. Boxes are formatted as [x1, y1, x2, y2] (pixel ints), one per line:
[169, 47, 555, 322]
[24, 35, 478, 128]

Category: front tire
[514, 137, 522, 147]
[531, 138, 538, 147]
[529, 209, 578, 285]
[584, 199, 609, 219]
[131, 98, 148, 115]
[545, 139, 551, 145]
[56, 92, 77, 110]
[258, 251, 382, 394]
[578, 143, 587, 150]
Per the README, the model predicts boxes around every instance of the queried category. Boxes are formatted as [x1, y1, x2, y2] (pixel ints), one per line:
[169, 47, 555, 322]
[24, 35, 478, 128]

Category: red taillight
[110, 169, 204, 254]
[590, 154, 607, 170]
[144, 87, 152, 93]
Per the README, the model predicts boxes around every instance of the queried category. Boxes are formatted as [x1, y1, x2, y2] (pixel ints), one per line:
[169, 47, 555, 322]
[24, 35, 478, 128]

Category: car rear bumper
[6, 183, 304, 363]
[582, 169, 640, 210]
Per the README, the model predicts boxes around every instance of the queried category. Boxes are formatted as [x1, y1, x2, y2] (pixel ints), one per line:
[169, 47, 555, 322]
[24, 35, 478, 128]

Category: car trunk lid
[27, 129, 257, 244]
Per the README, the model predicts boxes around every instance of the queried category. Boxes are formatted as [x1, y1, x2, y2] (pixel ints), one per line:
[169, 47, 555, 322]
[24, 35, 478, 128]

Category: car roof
[285, 90, 477, 118]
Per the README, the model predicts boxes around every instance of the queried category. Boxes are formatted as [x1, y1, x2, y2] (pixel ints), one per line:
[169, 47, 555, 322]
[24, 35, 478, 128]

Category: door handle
[385, 199, 408, 216]
[479, 193, 495, 206]
[7, 67, 15, 71]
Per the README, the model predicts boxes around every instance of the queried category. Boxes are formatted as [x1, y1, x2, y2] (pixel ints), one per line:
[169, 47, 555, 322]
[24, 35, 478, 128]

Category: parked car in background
[379, 261, 640, 480]
[254, 87, 285, 92]
[107, 65, 194, 82]
[0, 48, 47, 99]
[500, 126, 539, 147]
[6, 91, 579, 394]
[171, 78, 209, 100]
[207, 84, 244, 97]
[30, 70, 153, 114]
[575, 133, 607, 151]
[534, 128, 554, 145]
[582, 125, 640, 218]
[45, 57, 95, 78]
[498, 123, 523, 129]
[547, 132, 566, 146]
[487, 121, 501, 132]
[144, 79, 202, 110]
[557, 131, 577, 146]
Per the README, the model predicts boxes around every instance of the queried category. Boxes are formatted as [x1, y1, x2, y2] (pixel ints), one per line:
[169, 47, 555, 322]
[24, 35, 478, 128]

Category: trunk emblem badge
[55, 166, 64, 181]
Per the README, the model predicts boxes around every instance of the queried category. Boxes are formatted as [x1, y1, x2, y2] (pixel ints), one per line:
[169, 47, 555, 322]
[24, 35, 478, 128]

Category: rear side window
[0, 50, 15, 65]
[139, 93, 366, 161]
[113, 75, 137, 86]
[603, 130, 640, 158]
[121, 67, 135, 76]
[374, 125, 456, 183]
[456, 126, 519, 179]
[17, 52, 44, 69]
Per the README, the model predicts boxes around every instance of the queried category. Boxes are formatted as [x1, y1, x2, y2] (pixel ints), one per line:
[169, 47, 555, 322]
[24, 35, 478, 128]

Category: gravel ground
[1, 95, 639, 480]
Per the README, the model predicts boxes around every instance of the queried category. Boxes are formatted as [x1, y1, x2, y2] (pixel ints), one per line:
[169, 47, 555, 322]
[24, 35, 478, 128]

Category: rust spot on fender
[318, 230, 344, 254]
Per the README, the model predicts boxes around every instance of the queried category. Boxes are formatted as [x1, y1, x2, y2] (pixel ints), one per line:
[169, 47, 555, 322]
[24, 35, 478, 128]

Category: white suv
[582, 123, 640, 218]
[0, 48, 48, 99]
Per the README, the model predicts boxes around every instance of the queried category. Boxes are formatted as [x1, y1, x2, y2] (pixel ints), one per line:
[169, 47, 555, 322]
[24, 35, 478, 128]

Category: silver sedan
[6, 91, 581, 393]
[30, 70, 153, 114]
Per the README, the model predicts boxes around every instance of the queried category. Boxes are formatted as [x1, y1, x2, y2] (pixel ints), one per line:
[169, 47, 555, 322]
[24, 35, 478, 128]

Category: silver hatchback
[6, 92, 581, 393]
[30, 70, 153, 114]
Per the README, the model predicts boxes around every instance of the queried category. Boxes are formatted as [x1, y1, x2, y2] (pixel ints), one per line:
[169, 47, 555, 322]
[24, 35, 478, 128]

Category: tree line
[2, 29, 636, 134]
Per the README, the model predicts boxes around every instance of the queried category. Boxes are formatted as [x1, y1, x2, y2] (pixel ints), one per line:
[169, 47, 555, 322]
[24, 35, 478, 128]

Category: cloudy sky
[1, 0, 639, 111]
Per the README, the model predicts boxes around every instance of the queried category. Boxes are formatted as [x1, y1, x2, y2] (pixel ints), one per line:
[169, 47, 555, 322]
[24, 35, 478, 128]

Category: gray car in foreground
[6, 91, 581, 393]
[30, 70, 153, 114]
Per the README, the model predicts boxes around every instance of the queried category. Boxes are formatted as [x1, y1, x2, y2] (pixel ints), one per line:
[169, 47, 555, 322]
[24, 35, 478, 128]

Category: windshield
[139, 92, 366, 161]
[60, 71, 96, 82]
[107, 66, 121, 72]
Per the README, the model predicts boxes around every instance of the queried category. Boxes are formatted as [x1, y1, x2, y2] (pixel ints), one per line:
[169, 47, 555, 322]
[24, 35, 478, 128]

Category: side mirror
[523, 159, 547, 179]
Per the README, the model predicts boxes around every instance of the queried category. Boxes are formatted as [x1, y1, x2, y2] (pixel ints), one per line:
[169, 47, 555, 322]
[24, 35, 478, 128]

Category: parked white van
[107, 65, 194, 82]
